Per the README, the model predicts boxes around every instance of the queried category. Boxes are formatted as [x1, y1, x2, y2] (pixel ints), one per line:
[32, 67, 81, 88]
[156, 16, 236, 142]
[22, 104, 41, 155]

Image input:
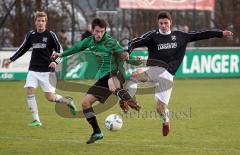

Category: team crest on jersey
[171, 35, 176, 41]
[42, 37, 48, 42]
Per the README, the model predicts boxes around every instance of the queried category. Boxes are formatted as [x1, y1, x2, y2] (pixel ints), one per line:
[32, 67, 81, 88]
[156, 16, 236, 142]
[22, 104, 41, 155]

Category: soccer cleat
[86, 132, 104, 144]
[65, 96, 77, 115]
[119, 100, 129, 113]
[28, 120, 42, 126]
[126, 99, 141, 112]
[162, 122, 170, 136]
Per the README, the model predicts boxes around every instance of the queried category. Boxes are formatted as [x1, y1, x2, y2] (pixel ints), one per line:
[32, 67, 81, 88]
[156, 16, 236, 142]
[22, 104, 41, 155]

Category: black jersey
[128, 29, 223, 75]
[10, 30, 63, 72]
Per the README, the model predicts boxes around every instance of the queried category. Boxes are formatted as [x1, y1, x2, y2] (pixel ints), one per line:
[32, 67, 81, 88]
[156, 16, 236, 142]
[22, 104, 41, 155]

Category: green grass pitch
[0, 79, 240, 155]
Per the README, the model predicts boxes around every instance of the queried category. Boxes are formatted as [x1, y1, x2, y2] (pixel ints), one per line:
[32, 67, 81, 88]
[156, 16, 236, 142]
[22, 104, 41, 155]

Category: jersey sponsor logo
[92, 51, 109, 57]
[157, 42, 177, 50]
[32, 43, 47, 49]
[171, 35, 176, 41]
[42, 37, 48, 42]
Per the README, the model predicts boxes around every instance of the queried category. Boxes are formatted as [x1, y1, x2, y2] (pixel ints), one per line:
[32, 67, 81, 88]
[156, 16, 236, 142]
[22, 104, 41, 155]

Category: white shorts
[137, 66, 174, 105]
[24, 71, 56, 93]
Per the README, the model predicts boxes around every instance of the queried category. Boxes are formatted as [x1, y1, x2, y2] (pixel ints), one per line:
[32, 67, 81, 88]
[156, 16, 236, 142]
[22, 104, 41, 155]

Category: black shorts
[87, 73, 125, 103]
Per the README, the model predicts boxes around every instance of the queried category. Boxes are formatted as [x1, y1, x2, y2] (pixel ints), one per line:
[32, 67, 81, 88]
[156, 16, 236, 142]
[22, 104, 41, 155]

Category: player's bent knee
[82, 101, 91, 109]
[108, 77, 120, 92]
[81, 94, 97, 109]
[81, 98, 92, 109]
[135, 72, 148, 82]
[25, 87, 36, 95]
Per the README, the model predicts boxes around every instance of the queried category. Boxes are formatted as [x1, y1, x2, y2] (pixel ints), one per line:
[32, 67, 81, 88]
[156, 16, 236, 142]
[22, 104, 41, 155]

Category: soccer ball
[105, 114, 123, 131]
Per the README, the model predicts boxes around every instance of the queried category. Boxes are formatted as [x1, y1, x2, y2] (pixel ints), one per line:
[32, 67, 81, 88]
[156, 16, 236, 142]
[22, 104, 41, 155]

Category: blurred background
[0, 0, 239, 80]
[0, 0, 239, 48]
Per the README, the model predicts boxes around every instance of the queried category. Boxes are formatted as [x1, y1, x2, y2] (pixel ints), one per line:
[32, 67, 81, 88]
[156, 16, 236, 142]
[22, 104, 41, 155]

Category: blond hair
[34, 11, 47, 22]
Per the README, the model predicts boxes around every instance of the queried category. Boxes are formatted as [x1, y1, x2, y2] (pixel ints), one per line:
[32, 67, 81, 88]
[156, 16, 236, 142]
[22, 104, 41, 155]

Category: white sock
[54, 94, 71, 105]
[162, 108, 170, 123]
[126, 77, 138, 97]
[27, 94, 40, 122]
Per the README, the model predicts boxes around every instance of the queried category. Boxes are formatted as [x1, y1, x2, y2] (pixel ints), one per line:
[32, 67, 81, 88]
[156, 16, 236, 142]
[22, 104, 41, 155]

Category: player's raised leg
[44, 92, 77, 115]
[126, 77, 139, 97]
[39, 72, 77, 115]
[109, 76, 141, 113]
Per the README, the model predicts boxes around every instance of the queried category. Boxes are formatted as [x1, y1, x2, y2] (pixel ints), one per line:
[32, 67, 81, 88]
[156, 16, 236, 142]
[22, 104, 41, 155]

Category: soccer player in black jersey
[122, 11, 233, 136]
[4, 11, 77, 126]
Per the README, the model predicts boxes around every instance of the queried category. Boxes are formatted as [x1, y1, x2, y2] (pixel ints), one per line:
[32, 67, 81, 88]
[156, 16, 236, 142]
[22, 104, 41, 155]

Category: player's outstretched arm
[185, 29, 230, 42]
[127, 31, 153, 54]
[52, 38, 90, 58]
[9, 31, 32, 62]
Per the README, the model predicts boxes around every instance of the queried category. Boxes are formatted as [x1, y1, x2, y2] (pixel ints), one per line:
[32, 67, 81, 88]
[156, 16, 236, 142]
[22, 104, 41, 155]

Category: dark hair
[91, 18, 107, 30]
[158, 11, 172, 21]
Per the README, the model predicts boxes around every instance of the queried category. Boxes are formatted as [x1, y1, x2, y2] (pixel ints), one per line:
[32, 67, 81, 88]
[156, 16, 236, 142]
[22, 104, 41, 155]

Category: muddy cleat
[28, 120, 42, 126]
[65, 96, 77, 115]
[162, 122, 170, 136]
[119, 100, 129, 113]
[126, 99, 141, 111]
[86, 132, 103, 144]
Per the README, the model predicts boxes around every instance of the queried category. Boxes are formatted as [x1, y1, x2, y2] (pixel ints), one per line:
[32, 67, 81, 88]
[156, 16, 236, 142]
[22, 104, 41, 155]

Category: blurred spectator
[58, 29, 70, 49]
[183, 25, 189, 32]
[183, 25, 194, 47]
[81, 24, 92, 40]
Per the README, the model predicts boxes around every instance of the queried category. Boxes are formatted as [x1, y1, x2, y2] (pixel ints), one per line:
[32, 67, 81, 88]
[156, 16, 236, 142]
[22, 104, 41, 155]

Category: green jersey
[61, 33, 124, 79]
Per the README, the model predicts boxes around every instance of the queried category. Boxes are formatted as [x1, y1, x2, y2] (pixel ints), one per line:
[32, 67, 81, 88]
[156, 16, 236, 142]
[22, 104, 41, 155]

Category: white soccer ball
[105, 114, 123, 131]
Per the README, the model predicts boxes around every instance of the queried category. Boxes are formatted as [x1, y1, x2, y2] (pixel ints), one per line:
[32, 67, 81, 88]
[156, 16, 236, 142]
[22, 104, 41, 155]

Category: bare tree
[0, 0, 238, 47]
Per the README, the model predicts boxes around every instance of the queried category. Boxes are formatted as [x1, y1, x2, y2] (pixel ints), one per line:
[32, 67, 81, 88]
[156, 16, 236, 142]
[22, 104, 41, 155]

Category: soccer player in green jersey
[52, 18, 141, 144]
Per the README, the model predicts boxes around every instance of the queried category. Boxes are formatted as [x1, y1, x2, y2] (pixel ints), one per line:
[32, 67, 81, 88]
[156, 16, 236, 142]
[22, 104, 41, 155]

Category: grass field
[0, 79, 240, 155]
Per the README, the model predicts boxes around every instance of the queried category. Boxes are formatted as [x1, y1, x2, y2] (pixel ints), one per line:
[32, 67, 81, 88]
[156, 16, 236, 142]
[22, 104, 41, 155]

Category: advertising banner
[1, 48, 239, 80]
[175, 49, 240, 78]
[0, 51, 30, 80]
[119, 0, 215, 11]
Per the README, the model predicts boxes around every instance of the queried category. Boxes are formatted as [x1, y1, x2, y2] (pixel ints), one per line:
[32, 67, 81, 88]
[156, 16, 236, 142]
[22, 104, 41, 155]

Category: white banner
[0, 51, 31, 72]
[119, 0, 215, 11]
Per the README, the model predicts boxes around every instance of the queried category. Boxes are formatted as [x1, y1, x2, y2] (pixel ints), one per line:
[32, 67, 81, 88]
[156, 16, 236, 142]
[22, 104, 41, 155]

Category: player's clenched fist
[48, 62, 57, 69]
[223, 30, 233, 37]
[51, 53, 62, 59]
[121, 52, 129, 60]
[3, 59, 12, 68]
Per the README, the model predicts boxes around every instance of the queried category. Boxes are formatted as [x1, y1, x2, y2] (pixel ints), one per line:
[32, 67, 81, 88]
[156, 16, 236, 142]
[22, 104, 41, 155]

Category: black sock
[114, 88, 132, 101]
[83, 108, 101, 134]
